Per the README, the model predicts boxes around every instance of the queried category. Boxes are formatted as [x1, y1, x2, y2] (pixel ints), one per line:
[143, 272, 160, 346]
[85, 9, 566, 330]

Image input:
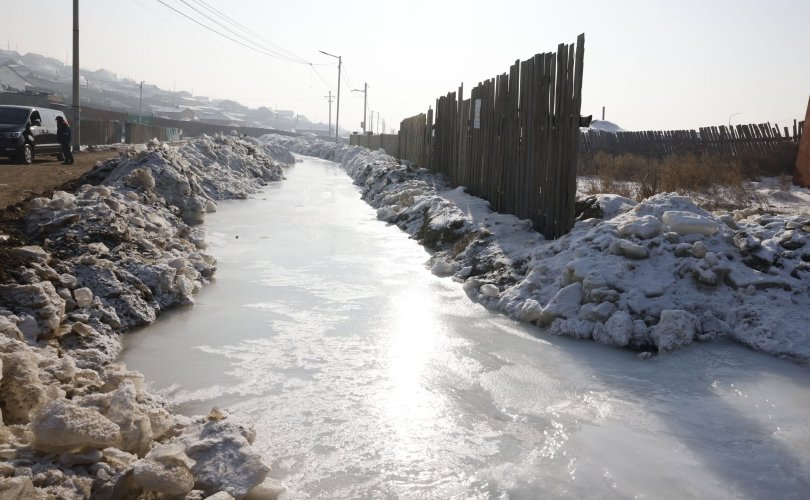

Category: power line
[176, 0, 304, 64]
[155, 0, 337, 97]
[129, 0, 316, 95]
[131, 0, 251, 64]
[311, 65, 335, 92]
[341, 64, 357, 91]
[155, 0, 308, 64]
[129, 0, 356, 122]
[188, 0, 311, 65]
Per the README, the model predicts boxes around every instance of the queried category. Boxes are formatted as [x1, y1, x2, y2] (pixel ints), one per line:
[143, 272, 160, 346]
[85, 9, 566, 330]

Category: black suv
[0, 105, 68, 164]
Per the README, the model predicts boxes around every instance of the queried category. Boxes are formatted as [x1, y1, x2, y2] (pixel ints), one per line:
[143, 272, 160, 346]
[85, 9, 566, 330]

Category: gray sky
[3, 0, 808, 132]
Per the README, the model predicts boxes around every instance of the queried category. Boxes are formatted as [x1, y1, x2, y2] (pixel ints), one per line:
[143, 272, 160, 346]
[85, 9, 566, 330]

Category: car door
[37, 109, 59, 153]
[28, 109, 49, 152]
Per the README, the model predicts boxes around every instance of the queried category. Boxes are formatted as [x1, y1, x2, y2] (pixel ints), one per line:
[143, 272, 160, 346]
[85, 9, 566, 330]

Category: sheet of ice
[260, 133, 810, 362]
[122, 155, 810, 499]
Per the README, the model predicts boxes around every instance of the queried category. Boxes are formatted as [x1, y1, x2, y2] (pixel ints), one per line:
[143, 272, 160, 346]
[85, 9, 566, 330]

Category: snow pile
[587, 120, 625, 133]
[262, 133, 810, 362]
[750, 176, 810, 215]
[82, 134, 286, 225]
[0, 133, 290, 499]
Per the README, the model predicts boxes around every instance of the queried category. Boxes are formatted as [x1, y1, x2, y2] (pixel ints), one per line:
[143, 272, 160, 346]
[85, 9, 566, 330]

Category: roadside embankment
[0, 134, 289, 499]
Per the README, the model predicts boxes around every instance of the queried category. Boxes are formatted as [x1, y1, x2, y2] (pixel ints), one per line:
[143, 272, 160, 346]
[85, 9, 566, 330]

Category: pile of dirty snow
[262, 133, 810, 362]
[0, 134, 289, 499]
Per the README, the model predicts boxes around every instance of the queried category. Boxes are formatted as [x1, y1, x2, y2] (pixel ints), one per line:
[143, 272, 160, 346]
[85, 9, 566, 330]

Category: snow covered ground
[0, 134, 290, 499]
[750, 175, 810, 215]
[261, 133, 810, 362]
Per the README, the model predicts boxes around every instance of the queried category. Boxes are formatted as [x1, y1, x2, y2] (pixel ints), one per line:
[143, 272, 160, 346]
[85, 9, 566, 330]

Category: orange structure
[795, 95, 810, 187]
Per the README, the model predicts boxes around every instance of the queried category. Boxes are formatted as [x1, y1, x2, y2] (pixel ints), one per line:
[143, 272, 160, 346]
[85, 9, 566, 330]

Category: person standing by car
[55, 115, 74, 165]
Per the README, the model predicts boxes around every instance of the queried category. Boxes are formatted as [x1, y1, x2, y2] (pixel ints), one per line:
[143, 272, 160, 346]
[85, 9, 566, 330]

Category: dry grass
[581, 152, 768, 210]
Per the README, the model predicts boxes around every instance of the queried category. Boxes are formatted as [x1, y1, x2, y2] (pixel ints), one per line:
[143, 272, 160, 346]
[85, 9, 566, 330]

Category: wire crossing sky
[2, 0, 808, 132]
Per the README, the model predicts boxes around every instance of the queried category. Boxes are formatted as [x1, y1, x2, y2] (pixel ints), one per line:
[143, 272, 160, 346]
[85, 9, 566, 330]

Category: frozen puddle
[122, 156, 810, 499]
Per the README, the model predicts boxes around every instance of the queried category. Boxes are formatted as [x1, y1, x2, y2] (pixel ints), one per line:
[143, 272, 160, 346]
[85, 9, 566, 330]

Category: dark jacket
[56, 121, 71, 145]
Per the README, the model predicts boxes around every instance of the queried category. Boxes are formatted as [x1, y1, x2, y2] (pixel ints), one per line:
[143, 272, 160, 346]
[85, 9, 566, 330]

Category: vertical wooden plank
[456, 83, 465, 183]
[535, 54, 548, 231]
[557, 42, 575, 236]
[461, 98, 471, 188]
[542, 51, 556, 235]
[564, 33, 585, 235]
[426, 107, 433, 169]
[505, 61, 520, 216]
[549, 43, 568, 238]
[518, 59, 532, 221]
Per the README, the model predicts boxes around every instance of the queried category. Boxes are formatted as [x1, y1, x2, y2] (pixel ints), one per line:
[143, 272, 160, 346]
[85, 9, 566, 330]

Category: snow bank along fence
[580, 120, 804, 161]
[349, 132, 400, 157]
[398, 34, 585, 240]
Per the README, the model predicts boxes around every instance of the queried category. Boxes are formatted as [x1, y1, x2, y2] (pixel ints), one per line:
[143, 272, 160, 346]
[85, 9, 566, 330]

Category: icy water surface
[122, 156, 810, 499]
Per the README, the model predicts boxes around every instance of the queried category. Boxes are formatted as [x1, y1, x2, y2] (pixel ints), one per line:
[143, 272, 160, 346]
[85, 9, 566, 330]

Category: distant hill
[0, 48, 335, 133]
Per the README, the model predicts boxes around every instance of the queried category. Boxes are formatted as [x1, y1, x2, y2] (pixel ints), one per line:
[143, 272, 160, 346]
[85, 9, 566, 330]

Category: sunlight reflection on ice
[379, 285, 447, 464]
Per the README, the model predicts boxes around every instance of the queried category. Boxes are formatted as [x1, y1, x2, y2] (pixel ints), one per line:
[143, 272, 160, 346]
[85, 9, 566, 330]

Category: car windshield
[0, 108, 30, 125]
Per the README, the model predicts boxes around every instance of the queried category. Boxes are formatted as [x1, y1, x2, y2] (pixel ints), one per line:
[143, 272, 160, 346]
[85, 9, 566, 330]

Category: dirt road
[0, 149, 122, 209]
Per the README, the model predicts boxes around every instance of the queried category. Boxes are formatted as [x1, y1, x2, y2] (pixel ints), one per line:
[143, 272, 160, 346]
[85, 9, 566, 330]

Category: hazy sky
[3, 0, 808, 133]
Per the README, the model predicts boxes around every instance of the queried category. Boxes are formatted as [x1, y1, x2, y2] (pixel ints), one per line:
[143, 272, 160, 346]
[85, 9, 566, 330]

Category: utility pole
[324, 91, 333, 136]
[139, 81, 144, 124]
[319, 50, 341, 143]
[352, 83, 368, 134]
[602, 106, 605, 121]
[369, 111, 374, 134]
[72, 0, 80, 153]
[377, 113, 380, 135]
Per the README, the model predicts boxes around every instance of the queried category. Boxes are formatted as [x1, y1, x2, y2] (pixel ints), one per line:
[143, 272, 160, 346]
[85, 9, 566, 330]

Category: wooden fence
[350, 133, 400, 157]
[399, 34, 585, 239]
[77, 118, 183, 146]
[125, 122, 182, 144]
[80, 120, 124, 145]
[399, 114, 431, 168]
[580, 120, 805, 159]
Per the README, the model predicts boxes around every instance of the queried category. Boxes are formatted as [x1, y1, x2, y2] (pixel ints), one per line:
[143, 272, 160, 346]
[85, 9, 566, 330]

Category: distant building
[20, 53, 64, 77]
[0, 90, 62, 108]
[153, 106, 196, 121]
[0, 64, 31, 91]
[193, 106, 237, 125]
[91, 68, 117, 83]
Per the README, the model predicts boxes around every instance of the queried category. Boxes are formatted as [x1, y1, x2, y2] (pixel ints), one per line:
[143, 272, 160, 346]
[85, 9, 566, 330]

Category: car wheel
[20, 144, 34, 164]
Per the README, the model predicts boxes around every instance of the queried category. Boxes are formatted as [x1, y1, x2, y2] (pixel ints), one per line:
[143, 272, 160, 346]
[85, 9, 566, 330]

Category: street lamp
[728, 112, 740, 128]
[319, 50, 341, 143]
[351, 83, 368, 134]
